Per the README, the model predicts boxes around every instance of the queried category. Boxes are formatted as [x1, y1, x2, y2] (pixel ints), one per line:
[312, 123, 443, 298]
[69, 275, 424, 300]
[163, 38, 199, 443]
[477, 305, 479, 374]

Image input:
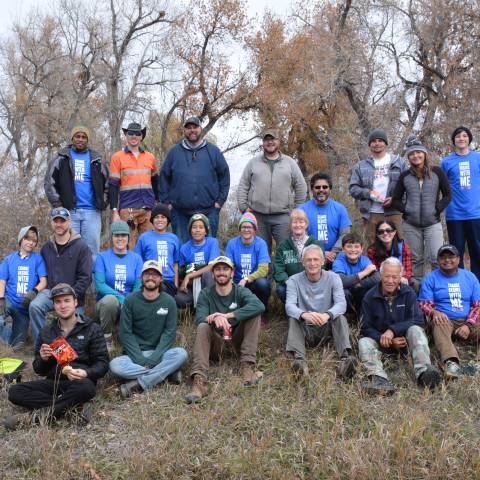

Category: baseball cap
[184, 116, 202, 127]
[262, 129, 279, 140]
[141, 260, 163, 276]
[51, 207, 71, 220]
[18, 225, 38, 245]
[51, 283, 77, 299]
[437, 244, 460, 257]
[210, 256, 234, 269]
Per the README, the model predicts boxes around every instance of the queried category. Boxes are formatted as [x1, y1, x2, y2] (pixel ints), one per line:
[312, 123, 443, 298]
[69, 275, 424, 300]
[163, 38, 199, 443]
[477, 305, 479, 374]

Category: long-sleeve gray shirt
[285, 270, 346, 320]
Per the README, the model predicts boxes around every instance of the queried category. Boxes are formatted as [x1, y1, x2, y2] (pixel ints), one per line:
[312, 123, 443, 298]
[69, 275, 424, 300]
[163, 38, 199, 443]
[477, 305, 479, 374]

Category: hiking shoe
[291, 359, 308, 377]
[361, 375, 396, 396]
[261, 314, 270, 330]
[337, 355, 358, 380]
[119, 380, 143, 399]
[167, 369, 183, 385]
[78, 402, 94, 426]
[2, 412, 40, 431]
[240, 362, 263, 387]
[462, 363, 480, 376]
[418, 366, 442, 390]
[185, 374, 208, 404]
[444, 360, 461, 380]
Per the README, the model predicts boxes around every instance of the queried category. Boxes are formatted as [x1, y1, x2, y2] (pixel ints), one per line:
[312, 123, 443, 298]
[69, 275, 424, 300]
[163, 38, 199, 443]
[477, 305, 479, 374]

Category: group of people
[1, 121, 480, 430]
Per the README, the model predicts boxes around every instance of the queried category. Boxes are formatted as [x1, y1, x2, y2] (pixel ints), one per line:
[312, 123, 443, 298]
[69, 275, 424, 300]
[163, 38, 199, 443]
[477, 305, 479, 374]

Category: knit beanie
[238, 212, 258, 230]
[188, 213, 210, 235]
[110, 221, 130, 238]
[405, 136, 428, 157]
[71, 125, 90, 140]
[368, 128, 388, 145]
[151, 203, 171, 224]
[451, 126, 473, 145]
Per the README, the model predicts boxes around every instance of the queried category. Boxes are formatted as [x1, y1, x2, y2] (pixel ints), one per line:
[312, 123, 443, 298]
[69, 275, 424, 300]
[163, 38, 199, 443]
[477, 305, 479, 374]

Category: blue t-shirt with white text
[299, 199, 352, 251]
[419, 268, 480, 319]
[70, 147, 95, 209]
[179, 237, 221, 268]
[332, 253, 372, 275]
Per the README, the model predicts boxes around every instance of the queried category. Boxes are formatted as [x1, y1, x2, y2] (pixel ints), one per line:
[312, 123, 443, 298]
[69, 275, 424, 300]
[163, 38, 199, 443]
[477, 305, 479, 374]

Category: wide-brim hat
[122, 122, 147, 140]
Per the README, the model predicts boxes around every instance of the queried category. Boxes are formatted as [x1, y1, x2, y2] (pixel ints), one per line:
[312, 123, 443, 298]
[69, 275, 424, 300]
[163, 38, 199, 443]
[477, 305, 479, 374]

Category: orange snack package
[49, 337, 78, 366]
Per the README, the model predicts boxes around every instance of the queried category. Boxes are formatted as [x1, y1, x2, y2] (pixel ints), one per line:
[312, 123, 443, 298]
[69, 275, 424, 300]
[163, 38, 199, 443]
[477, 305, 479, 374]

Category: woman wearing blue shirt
[0, 226, 47, 347]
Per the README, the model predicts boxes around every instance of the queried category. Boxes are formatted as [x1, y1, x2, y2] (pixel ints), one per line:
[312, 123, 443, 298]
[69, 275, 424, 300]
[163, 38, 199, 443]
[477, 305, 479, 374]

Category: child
[135, 204, 180, 297]
[175, 213, 220, 309]
[332, 232, 379, 315]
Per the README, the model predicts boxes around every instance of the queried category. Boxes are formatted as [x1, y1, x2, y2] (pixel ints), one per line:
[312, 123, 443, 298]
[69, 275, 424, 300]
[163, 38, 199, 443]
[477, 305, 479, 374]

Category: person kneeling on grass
[359, 257, 441, 395]
[332, 232, 380, 316]
[418, 244, 480, 380]
[3, 283, 109, 431]
[109, 260, 188, 399]
[185, 256, 265, 404]
[285, 244, 357, 379]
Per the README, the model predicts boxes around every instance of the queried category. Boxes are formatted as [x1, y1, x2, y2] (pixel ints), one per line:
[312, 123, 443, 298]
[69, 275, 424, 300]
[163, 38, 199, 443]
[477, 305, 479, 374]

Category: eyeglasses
[126, 130, 142, 137]
[377, 228, 395, 235]
[313, 185, 330, 190]
[240, 226, 254, 231]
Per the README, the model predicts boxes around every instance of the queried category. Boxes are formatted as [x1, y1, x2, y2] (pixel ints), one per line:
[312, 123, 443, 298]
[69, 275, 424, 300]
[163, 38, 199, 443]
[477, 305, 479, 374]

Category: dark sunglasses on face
[127, 130, 142, 137]
[313, 185, 330, 190]
[378, 228, 395, 235]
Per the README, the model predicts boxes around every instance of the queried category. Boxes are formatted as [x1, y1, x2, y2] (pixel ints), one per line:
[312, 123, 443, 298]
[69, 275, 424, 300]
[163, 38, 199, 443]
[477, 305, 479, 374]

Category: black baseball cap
[437, 244, 460, 258]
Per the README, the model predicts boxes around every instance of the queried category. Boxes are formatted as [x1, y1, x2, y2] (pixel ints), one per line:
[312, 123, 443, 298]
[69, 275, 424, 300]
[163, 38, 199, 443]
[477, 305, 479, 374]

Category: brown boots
[185, 374, 208, 404]
[240, 362, 263, 386]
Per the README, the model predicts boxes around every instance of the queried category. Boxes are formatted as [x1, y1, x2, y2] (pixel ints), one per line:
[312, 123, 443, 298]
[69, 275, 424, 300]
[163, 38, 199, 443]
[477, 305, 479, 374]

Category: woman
[392, 136, 451, 283]
[94, 221, 143, 341]
[367, 220, 413, 285]
[273, 209, 322, 303]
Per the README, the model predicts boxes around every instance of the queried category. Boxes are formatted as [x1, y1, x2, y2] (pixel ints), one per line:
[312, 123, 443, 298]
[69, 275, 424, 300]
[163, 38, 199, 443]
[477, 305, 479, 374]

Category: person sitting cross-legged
[359, 257, 442, 395]
[109, 260, 188, 399]
[285, 244, 357, 379]
[185, 256, 265, 404]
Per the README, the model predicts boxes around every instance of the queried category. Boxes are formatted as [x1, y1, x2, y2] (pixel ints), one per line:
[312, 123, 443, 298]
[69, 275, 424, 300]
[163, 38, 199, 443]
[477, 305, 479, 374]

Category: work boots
[185, 374, 208, 404]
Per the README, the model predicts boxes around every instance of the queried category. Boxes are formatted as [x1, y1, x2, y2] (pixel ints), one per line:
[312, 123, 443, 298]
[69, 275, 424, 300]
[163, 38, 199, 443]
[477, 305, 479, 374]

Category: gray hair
[379, 257, 403, 274]
[301, 244, 324, 261]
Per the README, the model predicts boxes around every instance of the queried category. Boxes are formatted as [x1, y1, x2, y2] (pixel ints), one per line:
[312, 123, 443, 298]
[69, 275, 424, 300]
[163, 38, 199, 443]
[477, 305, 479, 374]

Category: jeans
[0, 299, 30, 346]
[29, 289, 85, 344]
[109, 347, 188, 390]
[245, 277, 271, 311]
[70, 208, 102, 262]
[403, 221, 445, 283]
[170, 207, 220, 244]
[447, 219, 480, 281]
[275, 283, 287, 304]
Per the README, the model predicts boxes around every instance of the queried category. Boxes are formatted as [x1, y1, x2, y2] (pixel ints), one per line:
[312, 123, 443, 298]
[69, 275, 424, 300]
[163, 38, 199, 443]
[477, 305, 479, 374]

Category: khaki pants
[363, 213, 404, 245]
[190, 316, 260, 379]
[432, 319, 480, 362]
[119, 208, 153, 249]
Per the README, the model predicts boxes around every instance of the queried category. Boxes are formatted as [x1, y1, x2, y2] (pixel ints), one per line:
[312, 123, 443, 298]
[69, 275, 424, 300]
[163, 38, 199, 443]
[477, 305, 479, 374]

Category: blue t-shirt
[441, 150, 480, 220]
[299, 199, 352, 251]
[225, 236, 271, 283]
[179, 237, 221, 268]
[419, 268, 480, 319]
[135, 231, 180, 282]
[0, 251, 47, 313]
[332, 253, 372, 275]
[71, 147, 95, 209]
[94, 249, 143, 299]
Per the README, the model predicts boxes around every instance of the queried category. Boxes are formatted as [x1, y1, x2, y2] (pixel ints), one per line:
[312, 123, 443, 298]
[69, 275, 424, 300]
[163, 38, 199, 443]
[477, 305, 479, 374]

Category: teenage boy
[0, 226, 47, 347]
[135, 203, 180, 297]
[332, 233, 380, 314]
[175, 213, 220, 309]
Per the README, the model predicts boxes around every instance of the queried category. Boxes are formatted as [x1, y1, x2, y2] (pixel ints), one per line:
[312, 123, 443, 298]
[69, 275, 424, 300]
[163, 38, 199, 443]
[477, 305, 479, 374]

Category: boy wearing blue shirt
[441, 126, 480, 281]
[332, 233, 379, 315]
[419, 244, 480, 379]
[176, 213, 220, 309]
[135, 204, 180, 298]
[0, 226, 47, 347]
[299, 173, 351, 265]
[225, 213, 271, 327]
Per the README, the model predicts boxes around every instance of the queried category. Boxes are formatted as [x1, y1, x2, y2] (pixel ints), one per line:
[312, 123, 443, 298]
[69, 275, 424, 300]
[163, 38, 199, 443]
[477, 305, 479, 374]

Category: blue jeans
[29, 289, 85, 344]
[70, 208, 102, 262]
[246, 277, 271, 311]
[447, 219, 480, 281]
[109, 347, 188, 390]
[0, 299, 30, 346]
[170, 207, 220, 244]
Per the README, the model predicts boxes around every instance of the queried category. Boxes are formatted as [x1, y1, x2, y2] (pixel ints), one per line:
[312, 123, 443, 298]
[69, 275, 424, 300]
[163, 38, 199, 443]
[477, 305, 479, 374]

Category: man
[160, 116, 230, 243]
[441, 126, 480, 281]
[29, 208, 92, 344]
[300, 172, 352, 265]
[110, 122, 160, 248]
[3, 283, 108, 430]
[359, 258, 441, 395]
[109, 260, 188, 399]
[419, 244, 480, 379]
[185, 256, 265, 404]
[285, 244, 356, 378]
[349, 128, 407, 242]
[237, 129, 307, 253]
[44, 125, 108, 260]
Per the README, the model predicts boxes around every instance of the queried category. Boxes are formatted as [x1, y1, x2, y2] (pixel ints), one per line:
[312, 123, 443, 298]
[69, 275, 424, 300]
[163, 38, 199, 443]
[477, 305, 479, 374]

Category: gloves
[21, 288, 38, 308]
[0, 297, 6, 316]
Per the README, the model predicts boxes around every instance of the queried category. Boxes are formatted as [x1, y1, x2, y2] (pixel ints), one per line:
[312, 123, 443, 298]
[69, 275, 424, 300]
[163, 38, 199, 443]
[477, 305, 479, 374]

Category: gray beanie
[110, 221, 130, 238]
[18, 226, 38, 245]
[405, 136, 428, 157]
[368, 128, 388, 145]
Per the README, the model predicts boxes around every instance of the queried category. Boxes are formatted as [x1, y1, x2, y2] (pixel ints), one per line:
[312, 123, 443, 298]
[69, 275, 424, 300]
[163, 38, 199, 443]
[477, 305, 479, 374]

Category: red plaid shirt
[367, 242, 413, 280]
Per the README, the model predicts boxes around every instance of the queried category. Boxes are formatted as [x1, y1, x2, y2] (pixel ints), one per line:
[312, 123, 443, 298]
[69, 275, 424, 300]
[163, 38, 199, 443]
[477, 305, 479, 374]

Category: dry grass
[2, 308, 480, 479]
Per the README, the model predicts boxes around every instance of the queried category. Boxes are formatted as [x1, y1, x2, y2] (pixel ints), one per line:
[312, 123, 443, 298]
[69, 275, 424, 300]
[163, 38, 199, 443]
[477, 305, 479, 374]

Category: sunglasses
[377, 228, 395, 235]
[126, 130, 142, 137]
[313, 185, 330, 190]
